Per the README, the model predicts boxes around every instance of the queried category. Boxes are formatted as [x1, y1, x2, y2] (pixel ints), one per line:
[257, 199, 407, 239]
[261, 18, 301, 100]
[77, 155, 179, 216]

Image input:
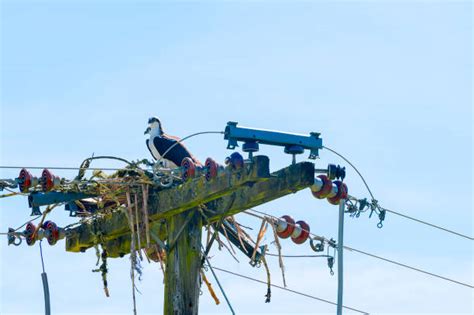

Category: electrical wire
[343, 245, 473, 289]
[0, 130, 224, 179]
[323, 146, 375, 200]
[266, 253, 331, 258]
[156, 131, 224, 165]
[0, 215, 42, 235]
[0, 166, 131, 171]
[212, 266, 369, 314]
[244, 208, 330, 242]
[323, 146, 473, 241]
[380, 207, 473, 241]
[202, 246, 236, 315]
[245, 208, 473, 290]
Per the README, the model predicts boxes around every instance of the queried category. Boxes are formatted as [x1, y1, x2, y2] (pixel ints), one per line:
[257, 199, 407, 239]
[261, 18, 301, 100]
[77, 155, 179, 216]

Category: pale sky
[1, 1, 472, 314]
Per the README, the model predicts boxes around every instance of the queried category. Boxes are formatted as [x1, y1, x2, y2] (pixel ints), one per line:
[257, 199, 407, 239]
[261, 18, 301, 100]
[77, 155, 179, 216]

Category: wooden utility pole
[64, 156, 315, 314]
[164, 209, 202, 314]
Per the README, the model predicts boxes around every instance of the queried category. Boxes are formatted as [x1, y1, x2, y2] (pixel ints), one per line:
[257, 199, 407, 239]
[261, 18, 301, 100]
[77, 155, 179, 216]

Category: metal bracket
[224, 121, 323, 159]
[28, 192, 95, 217]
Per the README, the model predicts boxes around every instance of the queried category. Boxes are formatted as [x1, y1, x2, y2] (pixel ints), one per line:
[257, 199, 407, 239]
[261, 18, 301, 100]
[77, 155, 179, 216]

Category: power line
[0, 166, 131, 171]
[323, 145, 375, 200]
[381, 207, 473, 241]
[212, 266, 369, 314]
[245, 208, 330, 242]
[244, 208, 474, 290]
[202, 246, 236, 315]
[323, 146, 473, 241]
[344, 245, 473, 289]
[266, 253, 331, 258]
[156, 131, 224, 166]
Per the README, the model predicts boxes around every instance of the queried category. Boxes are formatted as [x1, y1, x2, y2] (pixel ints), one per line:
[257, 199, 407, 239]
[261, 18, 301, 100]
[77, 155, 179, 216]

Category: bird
[144, 117, 201, 168]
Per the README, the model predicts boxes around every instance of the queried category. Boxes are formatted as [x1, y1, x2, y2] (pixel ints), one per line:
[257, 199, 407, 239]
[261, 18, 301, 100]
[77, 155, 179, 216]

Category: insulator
[327, 164, 346, 180]
[291, 220, 310, 244]
[24, 222, 42, 246]
[242, 141, 259, 153]
[205, 158, 219, 181]
[327, 181, 348, 205]
[276, 215, 295, 239]
[43, 221, 57, 245]
[181, 157, 196, 181]
[311, 175, 332, 199]
[18, 168, 38, 193]
[41, 169, 60, 192]
[326, 182, 338, 199]
[225, 152, 244, 170]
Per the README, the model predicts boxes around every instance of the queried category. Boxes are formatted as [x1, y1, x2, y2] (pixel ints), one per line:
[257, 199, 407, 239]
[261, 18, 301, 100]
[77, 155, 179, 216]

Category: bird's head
[144, 117, 163, 135]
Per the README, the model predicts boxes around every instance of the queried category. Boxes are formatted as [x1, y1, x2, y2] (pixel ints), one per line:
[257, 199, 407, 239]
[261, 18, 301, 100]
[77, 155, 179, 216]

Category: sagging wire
[212, 266, 369, 315]
[324, 145, 473, 238]
[323, 145, 386, 228]
[246, 207, 473, 289]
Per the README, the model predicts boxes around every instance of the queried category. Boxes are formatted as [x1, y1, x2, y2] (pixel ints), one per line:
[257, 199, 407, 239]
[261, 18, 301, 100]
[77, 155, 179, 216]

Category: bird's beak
[144, 127, 151, 135]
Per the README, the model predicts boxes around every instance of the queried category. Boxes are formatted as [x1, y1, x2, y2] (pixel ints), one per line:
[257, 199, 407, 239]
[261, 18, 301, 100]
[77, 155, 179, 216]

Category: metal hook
[310, 237, 325, 252]
[377, 209, 386, 228]
[327, 256, 335, 276]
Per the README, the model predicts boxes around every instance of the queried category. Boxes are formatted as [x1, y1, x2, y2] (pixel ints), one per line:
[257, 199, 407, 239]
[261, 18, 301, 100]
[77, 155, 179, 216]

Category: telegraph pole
[61, 156, 314, 315]
[164, 209, 202, 314]
[337, 199, 345, 315]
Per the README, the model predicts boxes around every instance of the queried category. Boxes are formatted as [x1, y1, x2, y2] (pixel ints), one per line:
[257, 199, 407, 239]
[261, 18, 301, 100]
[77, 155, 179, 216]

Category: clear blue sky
[1, 1, 472, 314]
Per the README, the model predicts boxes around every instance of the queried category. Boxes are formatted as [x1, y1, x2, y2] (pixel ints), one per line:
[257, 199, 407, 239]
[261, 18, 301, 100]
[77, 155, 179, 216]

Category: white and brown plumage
[144, 117, 200, 168]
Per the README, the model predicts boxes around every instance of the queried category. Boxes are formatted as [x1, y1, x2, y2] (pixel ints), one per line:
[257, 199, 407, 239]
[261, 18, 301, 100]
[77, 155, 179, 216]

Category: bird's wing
[153, 134, 201, 166]
[146, 139, 157, 160]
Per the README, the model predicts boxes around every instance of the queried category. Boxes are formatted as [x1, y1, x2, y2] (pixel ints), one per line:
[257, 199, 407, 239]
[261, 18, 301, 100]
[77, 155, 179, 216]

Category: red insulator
[291, 220, 310, 244]
[311, 175, 332, 199]
[205, 158, 218, 181]
[43, 221, 59, 245]
[181, 157, 196, 181]
[25, 222, 37, 246]
[41, 169, 60, 192]
[327, 181, 348, 205]
[18, 168, 32, 193]
[276, 215, 295, 239]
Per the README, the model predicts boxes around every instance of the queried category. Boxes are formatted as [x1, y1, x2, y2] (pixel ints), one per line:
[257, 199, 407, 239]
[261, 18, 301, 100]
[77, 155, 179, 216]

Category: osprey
[144, 117, 200, 168]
